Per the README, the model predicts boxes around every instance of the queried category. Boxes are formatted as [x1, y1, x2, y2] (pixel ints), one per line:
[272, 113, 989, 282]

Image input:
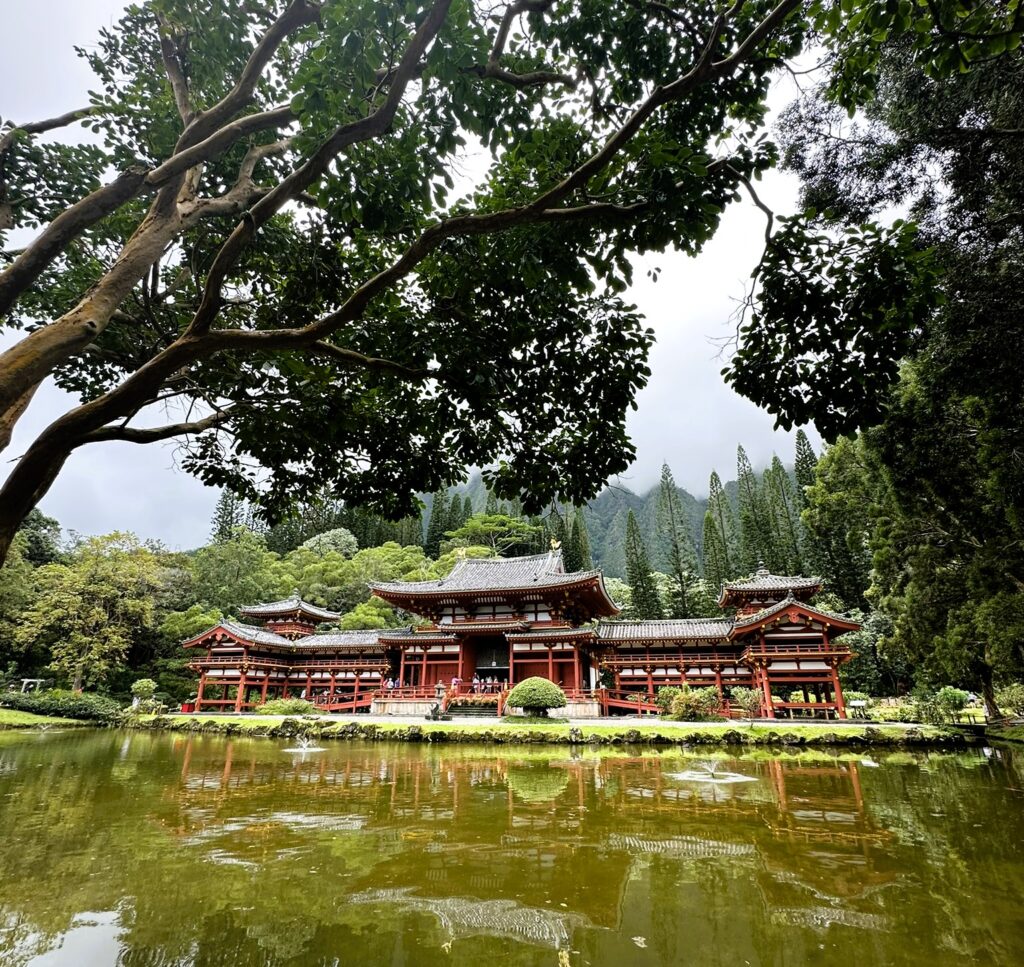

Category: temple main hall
[184, 550, 858, 718]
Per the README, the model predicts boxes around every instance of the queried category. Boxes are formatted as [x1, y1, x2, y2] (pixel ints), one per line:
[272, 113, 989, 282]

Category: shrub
[996, 683, 1024, 717]
[935, 687, 970, 722]
[0, 689, 122, 722]
[669, 686, 720, 721]
[257, 698, 321, 715]
[655, 686, 682, 715]
[130, 678, 157, 701]
[729, 687, 763, 719]
[505, 678, 566, 718]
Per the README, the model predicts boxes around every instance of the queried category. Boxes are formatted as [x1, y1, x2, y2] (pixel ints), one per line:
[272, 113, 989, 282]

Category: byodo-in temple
[184, 551, 859, 718]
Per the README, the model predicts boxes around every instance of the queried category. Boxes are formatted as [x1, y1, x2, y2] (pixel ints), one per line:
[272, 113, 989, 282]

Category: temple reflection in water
[2, 733, 1022, 967]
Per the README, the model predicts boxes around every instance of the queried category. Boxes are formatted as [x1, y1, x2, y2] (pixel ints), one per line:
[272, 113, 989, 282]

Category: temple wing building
[184, 554, 858, 718]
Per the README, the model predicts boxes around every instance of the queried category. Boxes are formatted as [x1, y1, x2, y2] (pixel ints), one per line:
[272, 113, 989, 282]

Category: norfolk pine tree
[656, 463, 699, 618]
[624, 510, 663, 620]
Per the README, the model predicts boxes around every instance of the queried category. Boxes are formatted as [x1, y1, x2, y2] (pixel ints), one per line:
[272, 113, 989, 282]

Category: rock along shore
[128, 714, 974, 748]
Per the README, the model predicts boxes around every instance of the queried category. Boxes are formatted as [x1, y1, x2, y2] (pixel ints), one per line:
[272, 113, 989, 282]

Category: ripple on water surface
[0, 730, 1022, 966]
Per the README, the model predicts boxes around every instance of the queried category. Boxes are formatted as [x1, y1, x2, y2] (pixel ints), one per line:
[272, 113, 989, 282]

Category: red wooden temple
[184, 552, 858, 718]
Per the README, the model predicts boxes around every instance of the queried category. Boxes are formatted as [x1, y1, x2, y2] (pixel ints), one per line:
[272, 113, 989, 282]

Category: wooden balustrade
[744, 641, 851, 656]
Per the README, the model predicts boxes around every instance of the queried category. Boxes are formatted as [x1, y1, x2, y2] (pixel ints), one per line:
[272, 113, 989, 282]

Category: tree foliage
[14, 534, 163, 690]
[0, 0, 821, 564]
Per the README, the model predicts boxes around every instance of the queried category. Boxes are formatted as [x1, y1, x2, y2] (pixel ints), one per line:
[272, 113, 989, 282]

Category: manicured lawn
[0, 708, 84, 729]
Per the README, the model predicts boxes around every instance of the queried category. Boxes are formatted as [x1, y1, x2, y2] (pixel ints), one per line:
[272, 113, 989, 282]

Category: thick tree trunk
[980, 663, 1001, 721]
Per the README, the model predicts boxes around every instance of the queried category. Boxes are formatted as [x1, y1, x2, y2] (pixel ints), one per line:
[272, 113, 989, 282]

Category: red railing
[744, 641, 850, 657]
[312, 692, 374, 713]
[600, 688, 661, 715]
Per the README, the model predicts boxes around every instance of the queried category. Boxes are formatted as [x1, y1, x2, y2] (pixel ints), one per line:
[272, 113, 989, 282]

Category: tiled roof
[596, 618, 734, 642]
[732, 595, 858, 629]
[237, 593, 340, 621]
[218, 620, 293, 647]
[506, 626, 596, 640]
[291, 630, 389, 650]
[378, 629, 458, 643]
[721, 567, 821, 595]
[370, 550, 602, 594]
[193, 621, 393, 650]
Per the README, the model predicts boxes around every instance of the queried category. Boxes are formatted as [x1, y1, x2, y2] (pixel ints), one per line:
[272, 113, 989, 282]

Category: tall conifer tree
[794, 429, 818, 512]
[624, 510, 664, 620]
[485, 488, 499, 515]
[701, 511, 729, 592]
[706, 471, 735, 578]
[736, 445, 771, 573]
[563, 511, 584, 572]
[656, 463, 698, 618]
[765, 456, 803, 573]
[462, 495, 474, 524]
[210, 491, 243, 543]
[424, 489, 448, 557]
[573, 508, 593, 570]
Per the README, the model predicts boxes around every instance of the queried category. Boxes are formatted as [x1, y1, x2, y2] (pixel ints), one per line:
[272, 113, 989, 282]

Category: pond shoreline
[121, 713, 975, 747]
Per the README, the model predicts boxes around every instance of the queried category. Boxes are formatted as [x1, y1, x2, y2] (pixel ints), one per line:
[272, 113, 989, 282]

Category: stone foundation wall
[371, 698, 437, 716]
[505, 699, 600, 719]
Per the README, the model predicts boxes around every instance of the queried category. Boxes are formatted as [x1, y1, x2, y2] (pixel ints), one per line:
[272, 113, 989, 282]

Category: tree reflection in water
[0, 732, 1022, 966]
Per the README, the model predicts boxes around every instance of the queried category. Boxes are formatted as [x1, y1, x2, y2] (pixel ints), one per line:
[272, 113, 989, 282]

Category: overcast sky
[1, 0, 820, 549]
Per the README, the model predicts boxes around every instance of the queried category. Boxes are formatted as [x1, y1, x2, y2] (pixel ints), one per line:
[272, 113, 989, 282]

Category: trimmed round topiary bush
[505, 677, 567, 718]
[130, 678, 157, 701]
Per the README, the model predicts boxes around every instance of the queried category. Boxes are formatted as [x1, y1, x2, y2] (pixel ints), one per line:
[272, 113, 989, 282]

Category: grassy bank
[130, 714, 969, 747]
[985, 723, 1024, 744]
[0, 708, 87, 730]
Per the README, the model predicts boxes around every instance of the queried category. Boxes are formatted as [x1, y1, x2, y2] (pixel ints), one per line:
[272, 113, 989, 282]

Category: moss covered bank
[129, 714, 972, 748]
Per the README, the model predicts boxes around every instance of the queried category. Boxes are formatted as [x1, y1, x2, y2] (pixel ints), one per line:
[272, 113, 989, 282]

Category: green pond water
[1, 731, 1023, 966]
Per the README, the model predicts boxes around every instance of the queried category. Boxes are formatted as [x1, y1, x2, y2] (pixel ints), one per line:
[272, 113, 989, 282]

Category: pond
[1, 731, 1022, 966]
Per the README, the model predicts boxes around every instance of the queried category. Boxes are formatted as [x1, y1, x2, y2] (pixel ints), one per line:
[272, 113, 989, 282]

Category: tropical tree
[15, 533, 163, 690]
[443, 513, 541, 557]
[299, 527, 358, 558]
[0, 0, 829, 565]
[190, 528, 279, 613]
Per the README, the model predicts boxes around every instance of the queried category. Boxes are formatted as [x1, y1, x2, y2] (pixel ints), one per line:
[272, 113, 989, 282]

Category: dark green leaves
[725, 216, 940, 438]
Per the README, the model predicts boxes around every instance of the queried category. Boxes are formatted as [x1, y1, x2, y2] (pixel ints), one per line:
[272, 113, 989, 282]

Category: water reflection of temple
[172, 740, 898, 946]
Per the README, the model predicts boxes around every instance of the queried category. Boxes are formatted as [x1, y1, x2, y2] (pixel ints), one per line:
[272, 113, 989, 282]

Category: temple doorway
[470, 636, 510, 683]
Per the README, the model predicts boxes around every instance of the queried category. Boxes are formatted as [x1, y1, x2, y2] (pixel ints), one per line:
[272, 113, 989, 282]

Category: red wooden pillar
[398, 648, 406, 686]
[234, 674, 246, 713]
[421, 647, 428, 688]
[831, 663, 847, 719]
[353, 673, 360, 710]
[714, 667, 724, 703]
[260, 676, 269, 704]
[328, 673, 336, 708]
[646, 667, 654, 699]
[573, 649, 581, 692]
[305, 672, 312, 700]
[196, 672, 206, 712]
[547, 646, 554, 682]
[759, 665, 775, 718]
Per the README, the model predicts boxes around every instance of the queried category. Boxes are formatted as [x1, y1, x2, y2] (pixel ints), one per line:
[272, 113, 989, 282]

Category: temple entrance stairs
[445, 703, 500, 719]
